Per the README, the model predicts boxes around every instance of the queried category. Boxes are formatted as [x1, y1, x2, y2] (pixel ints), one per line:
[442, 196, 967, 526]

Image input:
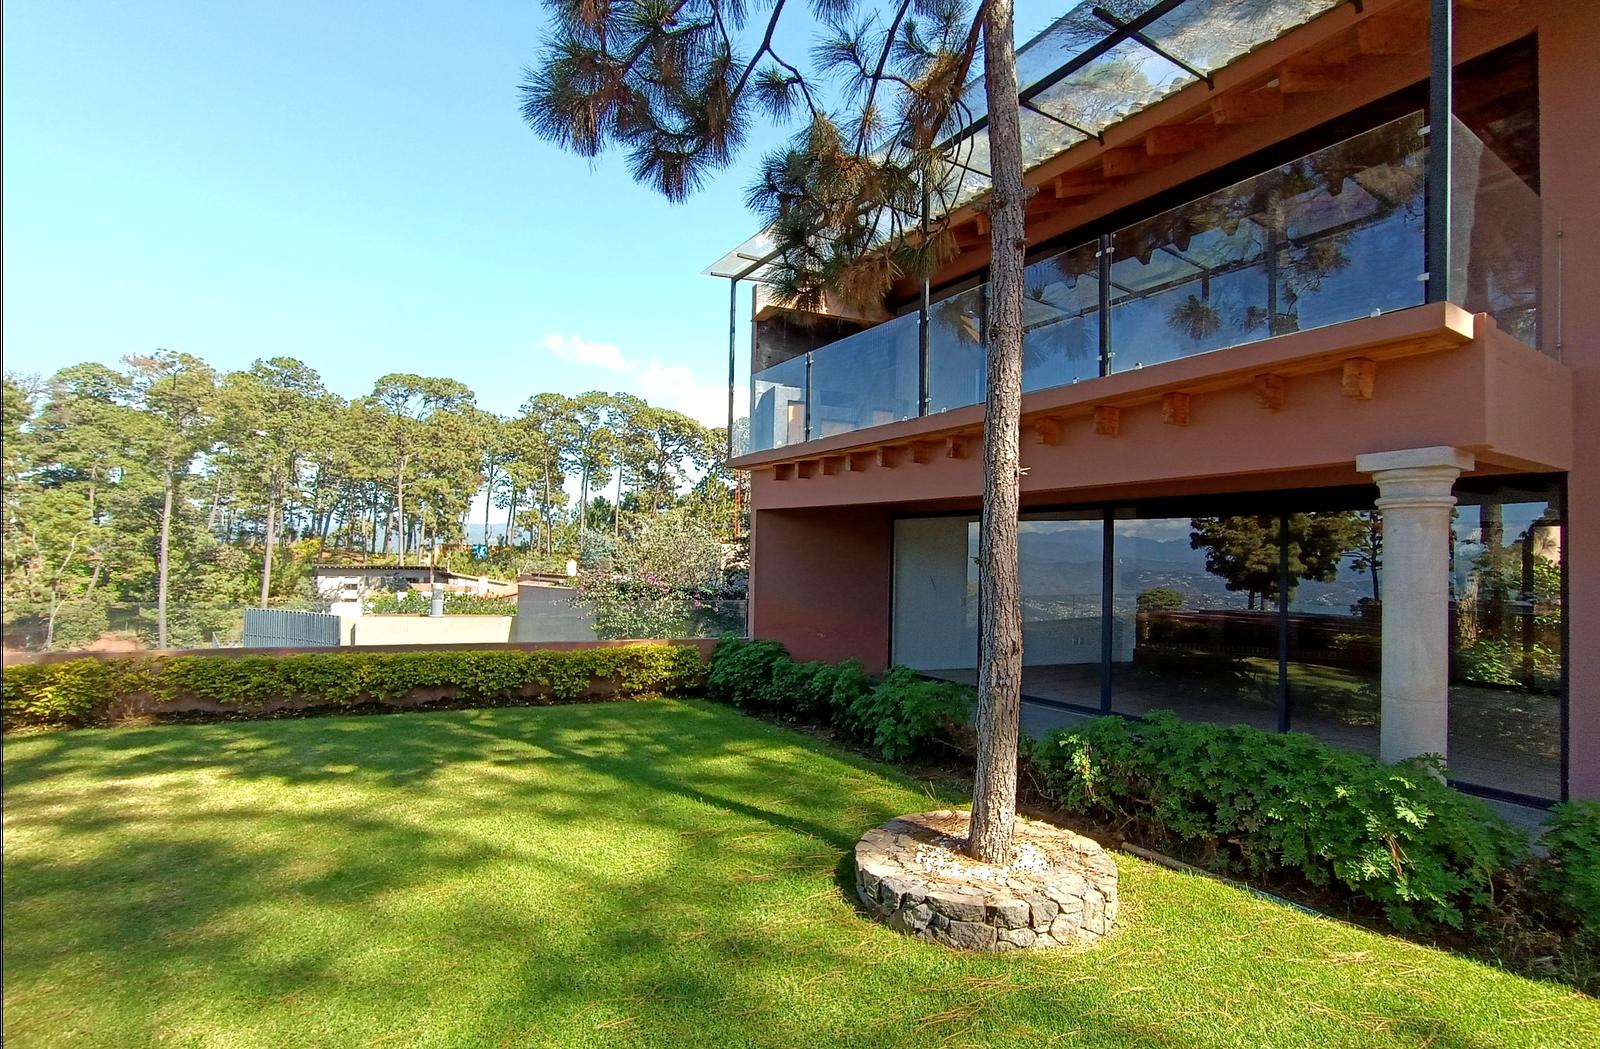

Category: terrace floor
[3, 700, 1594, 1048]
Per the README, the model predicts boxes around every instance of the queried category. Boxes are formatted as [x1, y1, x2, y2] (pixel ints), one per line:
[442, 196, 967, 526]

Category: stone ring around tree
[853, 810, 1118, 951]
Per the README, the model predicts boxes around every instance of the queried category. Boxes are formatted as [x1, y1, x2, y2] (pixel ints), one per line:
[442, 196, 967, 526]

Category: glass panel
[749, 355, 807, 453]
[808, 312, 920, 441]
[927, 285, 987, 413]
[1284, 511, 1383, 759]
[1143, 0, 1344, 76]
[1110, 515, 1281, 732]
[1450, 116, 1542, 349]
[1450, 486, 1563, 799]
[1023, 242, 1102, 391]
[1110, 114, 1426, 370]
[891, 516, 979, 675]
[924, 0, 1339, 222]
[1017, 514, 1104, 710]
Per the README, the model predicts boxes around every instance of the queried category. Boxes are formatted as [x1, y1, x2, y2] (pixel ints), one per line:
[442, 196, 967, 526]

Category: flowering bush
[573, 511, 741, 639]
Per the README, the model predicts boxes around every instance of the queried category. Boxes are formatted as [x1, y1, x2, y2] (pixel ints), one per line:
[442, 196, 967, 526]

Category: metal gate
[242, 608, 342, 648]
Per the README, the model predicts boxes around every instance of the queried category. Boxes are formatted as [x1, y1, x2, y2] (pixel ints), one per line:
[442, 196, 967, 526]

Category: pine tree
[521, 0, 1030, 861]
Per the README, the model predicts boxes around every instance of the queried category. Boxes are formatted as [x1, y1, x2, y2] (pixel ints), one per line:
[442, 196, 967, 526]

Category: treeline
[2, 352, 739, 650]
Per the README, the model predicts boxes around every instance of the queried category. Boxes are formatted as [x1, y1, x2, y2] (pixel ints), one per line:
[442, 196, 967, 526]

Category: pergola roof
[705, 0, 1348, 281]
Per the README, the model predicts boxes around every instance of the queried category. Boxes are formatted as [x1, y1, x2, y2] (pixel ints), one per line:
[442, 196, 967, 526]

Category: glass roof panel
[1142, 0, 1345, 75]
[710, 0, 1346, 278]
[704, 229, 777, 278]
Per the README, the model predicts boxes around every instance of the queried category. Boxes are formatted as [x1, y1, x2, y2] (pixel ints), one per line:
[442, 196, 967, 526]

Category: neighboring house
[717, 0, 1593, 807]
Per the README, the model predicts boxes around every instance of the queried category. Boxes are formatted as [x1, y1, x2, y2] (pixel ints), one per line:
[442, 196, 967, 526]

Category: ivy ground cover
[4, 700, 1595, 1048]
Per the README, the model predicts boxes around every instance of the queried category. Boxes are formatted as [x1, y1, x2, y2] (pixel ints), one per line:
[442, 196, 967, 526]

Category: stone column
[1354, 447, 1475, 766]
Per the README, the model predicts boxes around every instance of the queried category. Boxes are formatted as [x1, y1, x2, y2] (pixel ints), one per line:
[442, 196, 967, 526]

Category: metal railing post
[1425, 0, 1453, 304]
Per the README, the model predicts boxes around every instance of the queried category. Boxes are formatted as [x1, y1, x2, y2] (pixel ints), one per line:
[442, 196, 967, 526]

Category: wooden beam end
[1255, 374, 1287, 411]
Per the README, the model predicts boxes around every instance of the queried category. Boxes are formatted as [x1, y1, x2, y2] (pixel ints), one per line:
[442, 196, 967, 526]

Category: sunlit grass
[3, 700, 1595, 1048]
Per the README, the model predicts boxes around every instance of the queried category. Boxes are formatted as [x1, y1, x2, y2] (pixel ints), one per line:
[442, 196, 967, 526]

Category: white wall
[892, 517, 978, 670]
[349, 616, 514, 646]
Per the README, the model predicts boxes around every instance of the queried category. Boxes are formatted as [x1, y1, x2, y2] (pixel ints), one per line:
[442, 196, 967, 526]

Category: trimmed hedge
[2, 645, 706, 730]
[705, 635, 971, 761]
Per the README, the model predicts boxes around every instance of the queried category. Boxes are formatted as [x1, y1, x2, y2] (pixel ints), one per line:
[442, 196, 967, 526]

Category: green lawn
[3, 701, 1595, 1048]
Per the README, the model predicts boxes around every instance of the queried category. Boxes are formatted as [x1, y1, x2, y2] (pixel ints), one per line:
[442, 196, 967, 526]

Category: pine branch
[854, 0, 915, 152]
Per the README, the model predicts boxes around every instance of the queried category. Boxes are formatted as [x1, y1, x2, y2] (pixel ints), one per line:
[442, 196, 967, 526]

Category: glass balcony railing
[747, 110, 1542, 454]
[1450, 116, 1541, 348]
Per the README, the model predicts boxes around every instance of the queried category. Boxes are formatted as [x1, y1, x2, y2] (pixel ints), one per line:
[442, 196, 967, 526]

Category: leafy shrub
[827, 661, 874, 728]
[1, 645, 706, 730]
[365, 591, 515, 616]
[844, 666, 975, 762]
[1031, 711, 1523, 929]
[1532, 801, 1600, 932]
[766, 659, 836, 720]
[705, 634, 790, 709]
[1453, 637, 1561, 690]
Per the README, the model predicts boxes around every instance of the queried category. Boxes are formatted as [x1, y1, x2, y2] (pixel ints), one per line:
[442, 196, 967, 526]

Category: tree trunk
[968, 0, 1026, 865]
[542, 461, 552, 555]
[158, 467, 175, 649]
[579, 465, 590, 536]
[395, 458, 408, 561]
[206, 473, 223, 532]
[259, 476, 278, 609]
[483, 464, 497, 547]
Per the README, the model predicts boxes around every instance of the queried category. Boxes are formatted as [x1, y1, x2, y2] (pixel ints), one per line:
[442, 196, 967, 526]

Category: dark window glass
[1110, 514, 1281, 732]
[1016, 514, 1104, 710]
[1284, 510, 1383, 758]
[1449, 484, 1563, 800]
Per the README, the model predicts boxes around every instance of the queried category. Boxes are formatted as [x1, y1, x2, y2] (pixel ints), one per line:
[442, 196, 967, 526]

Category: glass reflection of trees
[1112, 115, 1426, 366]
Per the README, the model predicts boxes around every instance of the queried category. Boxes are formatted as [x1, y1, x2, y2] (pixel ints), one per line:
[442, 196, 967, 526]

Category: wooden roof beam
[1277, 60, 1346, 95]
[1211, 88, 1284, 125]
[1356, 10, 1427, 56]
[1101, 146, 1166, 178]
[1053, 171, 1113, 200]
[1144, 122, 1217, 156]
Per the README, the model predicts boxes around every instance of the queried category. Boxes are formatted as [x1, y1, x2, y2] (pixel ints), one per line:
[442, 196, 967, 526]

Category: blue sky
[3, 1, 1067, 428]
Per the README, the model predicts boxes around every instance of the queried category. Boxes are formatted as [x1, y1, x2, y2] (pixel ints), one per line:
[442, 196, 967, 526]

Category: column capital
[1356, 446, 1474, 511]
[1355, 446, 1475, 476]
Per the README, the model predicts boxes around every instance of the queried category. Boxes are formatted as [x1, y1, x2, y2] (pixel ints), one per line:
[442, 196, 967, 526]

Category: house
[717, 0, 1592, 807]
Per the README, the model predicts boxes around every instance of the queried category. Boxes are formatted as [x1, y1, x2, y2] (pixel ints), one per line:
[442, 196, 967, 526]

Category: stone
[888, 901, 933, 934]
[940, 920, 997, 951]
[879, 875, 923, 912]
[925, 891, 986, 923]
[997, 927, 1037, 949]
[1083, 893, 1105, 934]
[1022, 892, 1059, 930]
[852, 811, 1118, 952]
[988, 898, 1031, 930]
